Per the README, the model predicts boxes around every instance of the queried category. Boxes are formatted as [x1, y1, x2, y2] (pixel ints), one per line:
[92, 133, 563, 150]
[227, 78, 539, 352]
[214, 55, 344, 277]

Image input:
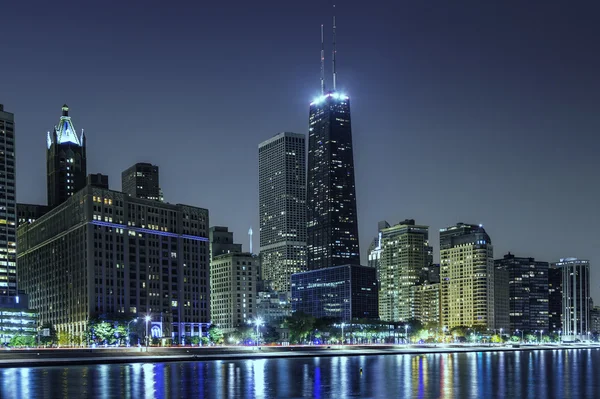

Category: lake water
[1, 349, 599, 398]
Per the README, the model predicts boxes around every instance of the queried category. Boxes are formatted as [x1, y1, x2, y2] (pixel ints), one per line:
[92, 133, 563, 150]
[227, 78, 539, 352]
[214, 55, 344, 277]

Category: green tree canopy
[208, 326, 224, 345]
[285, 312, 315, 344]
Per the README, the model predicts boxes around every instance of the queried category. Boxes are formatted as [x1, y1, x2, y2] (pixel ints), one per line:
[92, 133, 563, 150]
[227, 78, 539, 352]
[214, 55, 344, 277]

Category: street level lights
[127, 318, 138, 346]
[252, 318, 264, 347]
[145, 315, 151, 351]
[341, 323, 345, 345]
[404, 325, 409, 344]
[516, 329, 524, 342]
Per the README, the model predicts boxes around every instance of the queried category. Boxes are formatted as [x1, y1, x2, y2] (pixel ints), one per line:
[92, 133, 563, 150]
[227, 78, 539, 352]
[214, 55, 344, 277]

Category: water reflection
[1, 349, 600, 398]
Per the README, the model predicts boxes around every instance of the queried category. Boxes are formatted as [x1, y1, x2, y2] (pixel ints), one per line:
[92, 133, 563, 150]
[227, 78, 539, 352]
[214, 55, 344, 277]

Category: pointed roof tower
[48, 104, 83, 148]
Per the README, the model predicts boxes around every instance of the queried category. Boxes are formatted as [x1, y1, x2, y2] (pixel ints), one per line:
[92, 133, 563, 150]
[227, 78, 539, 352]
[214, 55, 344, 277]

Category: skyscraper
[122, 163, 162, 201]
[258, 132, 306, 292]
[47, 104, 86, 208]
[372, 219, 431, 322]
[548, 265, 563, 331]
[440, 223, 495, 329]
[495, 253, 549, 332]
[306, 20, 360, 269]
[0, 105, 17, 297]
[554, 258, 591, 339]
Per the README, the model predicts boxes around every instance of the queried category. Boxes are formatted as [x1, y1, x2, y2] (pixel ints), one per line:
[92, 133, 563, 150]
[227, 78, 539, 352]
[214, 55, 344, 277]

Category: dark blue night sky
[2, 1, 599, 299]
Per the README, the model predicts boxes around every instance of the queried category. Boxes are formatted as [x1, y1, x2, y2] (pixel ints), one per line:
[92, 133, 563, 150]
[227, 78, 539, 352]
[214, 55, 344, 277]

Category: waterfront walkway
[0, 343, 598, 368]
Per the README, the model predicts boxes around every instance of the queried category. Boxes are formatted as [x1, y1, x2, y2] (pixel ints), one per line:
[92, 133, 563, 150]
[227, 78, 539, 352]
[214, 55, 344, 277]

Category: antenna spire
[332, 6, 337, 91]
[320, 24, 325, 95]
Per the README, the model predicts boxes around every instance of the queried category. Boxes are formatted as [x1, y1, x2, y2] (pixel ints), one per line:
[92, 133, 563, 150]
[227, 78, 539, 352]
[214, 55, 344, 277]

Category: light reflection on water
[1, 349, 599, 398]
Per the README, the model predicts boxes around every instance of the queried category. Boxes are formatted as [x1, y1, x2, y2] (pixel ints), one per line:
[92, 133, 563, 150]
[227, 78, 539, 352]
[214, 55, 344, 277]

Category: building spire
[332, 6, 337, 91]
[320, 24, 325, 95]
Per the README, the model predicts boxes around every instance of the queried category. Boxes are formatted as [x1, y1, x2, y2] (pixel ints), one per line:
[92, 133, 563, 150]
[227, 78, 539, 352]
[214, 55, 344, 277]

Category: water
[1, 349, 599, 398]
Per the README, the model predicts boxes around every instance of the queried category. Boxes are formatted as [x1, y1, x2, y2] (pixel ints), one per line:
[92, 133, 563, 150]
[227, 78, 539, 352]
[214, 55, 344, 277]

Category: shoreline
[0, 343, 598, 369]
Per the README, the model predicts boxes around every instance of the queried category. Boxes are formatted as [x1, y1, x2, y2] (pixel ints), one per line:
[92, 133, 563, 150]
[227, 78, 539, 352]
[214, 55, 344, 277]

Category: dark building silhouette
[46, 105, 86, 209]
[87, 173, 109, 189]
[121, 163, 162, 201]
[0, 105, 17, 296]
[495, 253, 549, 332]
[548, 265, 563, 332]
[17, 203, 49, 227]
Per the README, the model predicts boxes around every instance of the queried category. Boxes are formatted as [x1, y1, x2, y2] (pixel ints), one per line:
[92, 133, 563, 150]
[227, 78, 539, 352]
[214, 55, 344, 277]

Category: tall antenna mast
[248, 227, 253, 254]
[332, 6, 337, 91]
[320, 24, 325, 95]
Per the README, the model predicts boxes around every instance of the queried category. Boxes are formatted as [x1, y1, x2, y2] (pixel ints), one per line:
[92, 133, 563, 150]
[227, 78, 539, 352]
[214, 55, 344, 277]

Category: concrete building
[371, 220, 431, 323]
[0, 294, 38, 345]
[548, 265, 563, 332]
[209, 226, 242, 261]
[47, 104, 86, 209]
[255, 290, 292, 324]
[0, 105, 17, 297]
[87, 173, 109, 189]
[495, 253, 549, 333]
[590, 306, 600, 334]
[258, 132, 306, 293]
[440, 223, 495, 330]
[291, 264, 378, 322]
[411, 283, 440, 327]
[494, 263, 510, 332]
[17, 184, 210, 342]
[210, 252, 258, 333]
[554, 258, 591, 339]
[17, 203, 48, 227]
[121, 163, 162, 202]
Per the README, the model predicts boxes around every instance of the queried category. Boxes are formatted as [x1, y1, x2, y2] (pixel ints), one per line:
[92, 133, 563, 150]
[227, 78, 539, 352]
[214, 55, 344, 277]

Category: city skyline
[2, 1, 599, 301]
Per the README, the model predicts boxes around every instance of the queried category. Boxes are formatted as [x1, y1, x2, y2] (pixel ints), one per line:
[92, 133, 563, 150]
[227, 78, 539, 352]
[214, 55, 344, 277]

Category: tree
[94, 321, 116, 345]
[208, 326, 224, 345]
[201, 336, 210, 346]
[285, 312, 315, 344]
[491, 334, 502, 343]
[10, 335, 35, 347]
[261, 325, 279, 344]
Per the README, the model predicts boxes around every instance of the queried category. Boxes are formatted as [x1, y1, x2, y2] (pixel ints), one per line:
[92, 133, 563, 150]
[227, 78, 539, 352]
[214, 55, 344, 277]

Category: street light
[127, 318, 138, 346]
[252, 318, 264, 347]
[145, 315, 151, 351]
[516, 329, 524, 342]
[404, 325, 409, 344]
[341, 323, 345, 345]
[539, 330, 543, 343]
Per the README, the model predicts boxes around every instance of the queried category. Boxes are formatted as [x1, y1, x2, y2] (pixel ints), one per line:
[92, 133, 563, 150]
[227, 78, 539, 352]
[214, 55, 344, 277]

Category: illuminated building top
[46, 104, 84, 149]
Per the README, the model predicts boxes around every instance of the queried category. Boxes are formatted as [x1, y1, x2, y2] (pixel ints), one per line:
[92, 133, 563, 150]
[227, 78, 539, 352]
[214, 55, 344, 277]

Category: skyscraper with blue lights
[306, 20, 360, 270]
[47, 104, 87, 208]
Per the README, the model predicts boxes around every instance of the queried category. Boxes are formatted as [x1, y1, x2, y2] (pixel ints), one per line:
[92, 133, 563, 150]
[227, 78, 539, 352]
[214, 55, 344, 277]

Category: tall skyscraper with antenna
[306, 15, 360, 270]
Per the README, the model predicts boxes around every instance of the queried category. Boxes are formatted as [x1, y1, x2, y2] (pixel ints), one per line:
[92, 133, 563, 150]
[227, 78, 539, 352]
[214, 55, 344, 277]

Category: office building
[122, 163, 162, 202]
[548, 265, 563, 332]
[494, 264, 510, 332]
[590, 306, 600, 334]
[210, 252, 258, 333]
[17, 203, 49, 227]
[411, 283, 440, 327]
[291, 264, 378, 322]
[495, 253, 549, 332]
[255, 290, 292, 324]
[554, 258, 591, 339]
[440, 223, 495, 329]
[17, 184, 210, 342]
[0, 105, 17, 297]
[258, 132, 306, 292]
[306, 22, 360, 270]
[0, 294, 38, 345]
[372, 220, 431, 322]
[209, 226, 242, 261]
[47, 104, 86, 208]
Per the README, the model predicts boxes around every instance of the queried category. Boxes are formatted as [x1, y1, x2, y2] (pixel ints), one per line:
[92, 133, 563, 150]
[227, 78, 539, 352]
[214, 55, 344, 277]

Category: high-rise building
[440, 223, 495, 329]
[121, 163, 162, 202]
[372, 220, 431, 322]
[47, 104, 86, 208]
[87, 173, 109, 189]
[17, 203, 49, 227]
[291, 264, 378, 322]
[590, 306, 600, 334]
[412, 284, 441, 327]
[209, 226, 242, 261]
[210, 252, 258, 333]
[17, 183, 210, 342]
[554, 258, 591, 339]
[494, 253, 549, 333]
[0, 105, 17, 297]
[258, 132, 306, 292]
[494, 264, 510, 332]
[548, 265, 563, 332]
[306, 21, 360, 270]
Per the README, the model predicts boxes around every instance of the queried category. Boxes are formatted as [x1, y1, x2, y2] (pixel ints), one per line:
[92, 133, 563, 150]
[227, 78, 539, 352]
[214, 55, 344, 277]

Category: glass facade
[307, 93, 360, 269]
[555, 258, 591, 338]
[0, 295, 37, 344]
[291, 264, 378, 322]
